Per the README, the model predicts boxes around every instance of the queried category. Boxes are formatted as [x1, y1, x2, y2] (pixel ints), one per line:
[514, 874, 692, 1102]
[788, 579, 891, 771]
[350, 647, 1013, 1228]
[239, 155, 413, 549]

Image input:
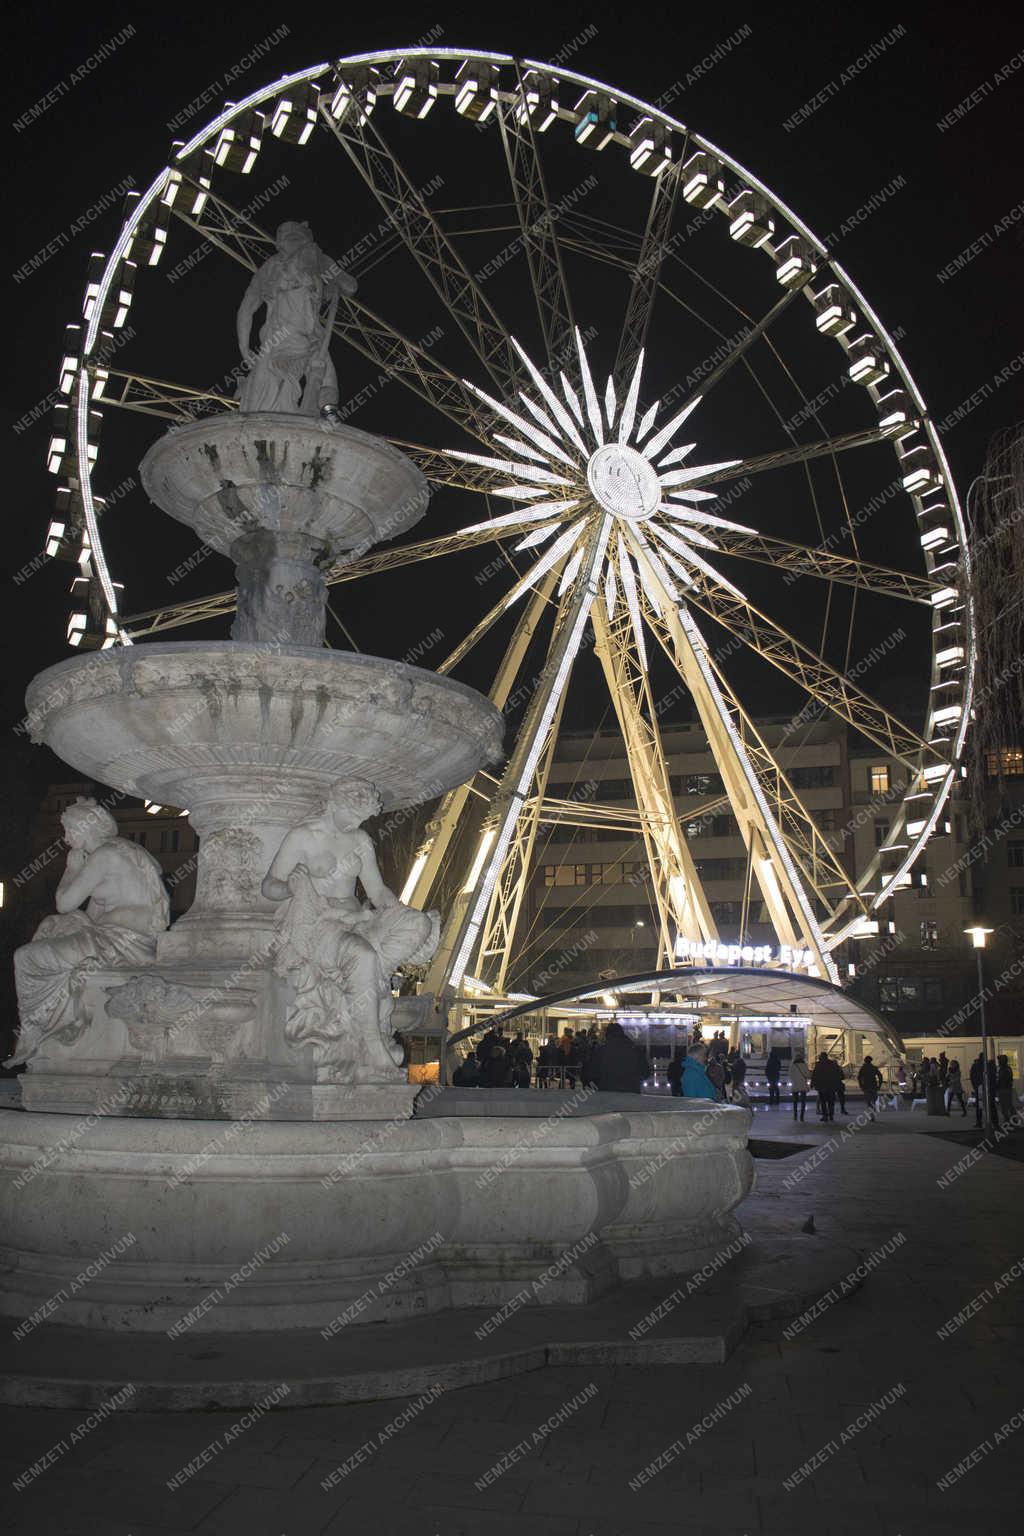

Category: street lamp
[965, 925, 994, 1131]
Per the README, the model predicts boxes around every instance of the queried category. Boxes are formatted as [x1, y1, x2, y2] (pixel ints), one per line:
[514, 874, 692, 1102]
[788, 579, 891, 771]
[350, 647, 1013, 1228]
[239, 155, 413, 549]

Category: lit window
[870, 765, 890, 794]
[986, 748, 1024, 777]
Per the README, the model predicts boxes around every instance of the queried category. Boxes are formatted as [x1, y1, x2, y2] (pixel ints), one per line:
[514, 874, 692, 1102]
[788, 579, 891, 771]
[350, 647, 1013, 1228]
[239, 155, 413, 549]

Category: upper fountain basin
[139, 413, 429, 558]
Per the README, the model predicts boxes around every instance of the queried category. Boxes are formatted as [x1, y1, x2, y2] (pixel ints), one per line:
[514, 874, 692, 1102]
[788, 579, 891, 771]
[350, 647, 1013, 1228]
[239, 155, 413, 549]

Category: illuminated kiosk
[445, 963, 904, 1086]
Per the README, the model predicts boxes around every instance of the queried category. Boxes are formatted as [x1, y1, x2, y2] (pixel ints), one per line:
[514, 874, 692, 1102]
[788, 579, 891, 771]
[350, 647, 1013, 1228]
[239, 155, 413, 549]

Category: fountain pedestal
[13, 413, 502, 1120]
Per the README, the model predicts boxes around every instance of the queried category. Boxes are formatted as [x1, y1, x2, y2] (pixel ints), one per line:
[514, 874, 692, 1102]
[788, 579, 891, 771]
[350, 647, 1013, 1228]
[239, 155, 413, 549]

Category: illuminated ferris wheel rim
[64, 45, 974, 948]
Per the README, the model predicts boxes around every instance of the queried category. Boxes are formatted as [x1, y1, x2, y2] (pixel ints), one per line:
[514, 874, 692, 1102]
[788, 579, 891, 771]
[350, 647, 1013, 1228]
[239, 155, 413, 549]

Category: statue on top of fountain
[236, 220, 357, 420]
[262, 779, 439, 1084]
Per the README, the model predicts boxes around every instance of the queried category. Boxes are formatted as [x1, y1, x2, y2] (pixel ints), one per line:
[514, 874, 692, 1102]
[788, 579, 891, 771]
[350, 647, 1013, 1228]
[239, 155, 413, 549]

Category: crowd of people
[454, 1022, 651, 1094]
[906, 1050, 1017, 1128]
[452, 1026, 1017, 1124]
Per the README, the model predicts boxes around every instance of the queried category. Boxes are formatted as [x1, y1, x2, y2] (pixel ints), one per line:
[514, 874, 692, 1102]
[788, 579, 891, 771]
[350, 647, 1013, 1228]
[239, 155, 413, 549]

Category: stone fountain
[0, 222, 751, 1341]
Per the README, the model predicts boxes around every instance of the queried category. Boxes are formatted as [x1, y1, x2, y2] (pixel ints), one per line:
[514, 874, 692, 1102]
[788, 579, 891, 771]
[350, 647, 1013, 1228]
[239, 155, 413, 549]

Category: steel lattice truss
[50, 47, 973, 1011]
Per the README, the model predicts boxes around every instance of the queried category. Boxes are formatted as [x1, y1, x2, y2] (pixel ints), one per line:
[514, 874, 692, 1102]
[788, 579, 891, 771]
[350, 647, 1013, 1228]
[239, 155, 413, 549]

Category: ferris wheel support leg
[476, 692, 568, 996]
[590, 604, 717, 961]
[635, 567, 836, 981]
[423, 517, 613, 1032]
[403, 569, 560, 916]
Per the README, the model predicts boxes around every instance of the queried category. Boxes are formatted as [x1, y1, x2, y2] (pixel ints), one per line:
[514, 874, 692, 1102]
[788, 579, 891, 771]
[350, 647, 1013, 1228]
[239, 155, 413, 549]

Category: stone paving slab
[2, 1105, 1021, 1534]
[0, 1220, 863, 1410]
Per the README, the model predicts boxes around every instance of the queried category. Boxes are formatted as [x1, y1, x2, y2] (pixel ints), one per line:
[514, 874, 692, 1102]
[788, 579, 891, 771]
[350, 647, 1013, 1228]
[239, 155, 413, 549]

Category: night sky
[5, 1, 1023, 790]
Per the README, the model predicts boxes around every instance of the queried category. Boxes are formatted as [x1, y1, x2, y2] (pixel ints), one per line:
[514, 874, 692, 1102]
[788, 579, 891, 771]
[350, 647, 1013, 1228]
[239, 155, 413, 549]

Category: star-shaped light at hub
[444, 327, 748, 621]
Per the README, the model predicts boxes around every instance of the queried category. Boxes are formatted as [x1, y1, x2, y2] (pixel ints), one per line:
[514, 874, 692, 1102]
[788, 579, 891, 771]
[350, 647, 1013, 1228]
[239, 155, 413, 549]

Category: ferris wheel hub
[586, 443, 661, 521]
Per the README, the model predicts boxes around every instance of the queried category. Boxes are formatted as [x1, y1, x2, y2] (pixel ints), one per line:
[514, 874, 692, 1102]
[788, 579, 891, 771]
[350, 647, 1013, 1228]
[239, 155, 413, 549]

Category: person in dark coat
[996, 1055, 1015, 1127]
[969, 1052, 988, 1127]
[666, 1051, 684, 1097]
[453, 1054, 481, 1087]
[945, 1058, 967, 1116]
[593, 1021, 649, 1093]
[481, 1045, 512, 1088]
[765, 1048, 782, 1106]
[811, 1052, 842, 1121]
[857, 1055, 883, 1120]
[475, 1027, 499, 1066]
[538, 1036, 559, 1088]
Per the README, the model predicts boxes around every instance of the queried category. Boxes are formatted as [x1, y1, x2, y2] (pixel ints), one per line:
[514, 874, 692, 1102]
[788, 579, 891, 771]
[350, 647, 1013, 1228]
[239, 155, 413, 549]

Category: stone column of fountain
[12, 224, 504, 1122]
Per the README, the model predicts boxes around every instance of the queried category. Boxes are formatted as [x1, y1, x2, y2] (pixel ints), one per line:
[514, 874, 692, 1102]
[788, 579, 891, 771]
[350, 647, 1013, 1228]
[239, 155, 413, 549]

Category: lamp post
[965, 926, 994, 1131]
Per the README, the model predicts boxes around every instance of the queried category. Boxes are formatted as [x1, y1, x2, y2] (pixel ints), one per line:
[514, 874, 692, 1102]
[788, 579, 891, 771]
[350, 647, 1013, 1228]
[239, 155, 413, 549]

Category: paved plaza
[3, 1102, 1022, 1536]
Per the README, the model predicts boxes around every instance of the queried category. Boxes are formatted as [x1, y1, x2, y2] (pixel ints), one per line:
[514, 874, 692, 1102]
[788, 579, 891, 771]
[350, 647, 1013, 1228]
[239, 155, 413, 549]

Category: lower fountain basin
[0, 1098, 753, 1331]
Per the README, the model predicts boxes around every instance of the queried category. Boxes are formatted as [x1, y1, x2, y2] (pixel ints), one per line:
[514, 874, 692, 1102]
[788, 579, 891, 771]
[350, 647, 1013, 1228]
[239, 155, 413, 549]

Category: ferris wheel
[47, 46, 973, 999]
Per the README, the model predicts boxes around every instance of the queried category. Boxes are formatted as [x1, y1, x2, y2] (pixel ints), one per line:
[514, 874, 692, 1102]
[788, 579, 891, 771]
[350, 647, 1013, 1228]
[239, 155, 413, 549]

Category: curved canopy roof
[455, 966, 903, 1055]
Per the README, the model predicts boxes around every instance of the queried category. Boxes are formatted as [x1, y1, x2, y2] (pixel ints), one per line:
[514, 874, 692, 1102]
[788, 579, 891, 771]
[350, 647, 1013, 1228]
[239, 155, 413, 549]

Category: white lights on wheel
[58, 325, 82, 394]
[67, 574, 122, 650]
[813, 284, 856, 337]
[774, 236, 817, 286]
[574, 89, 617, 149]
[83, 254, 135, 329]
[122, 193, 169, 268]
[161, 168, 211, 217]
[681, 150, 725, 208]
[329, 64, 379, 125]
[847, 335, 890, 386]
[930, 586, 959, 608]
[454, 59, 498, 123]
[210, 107, 264, 174]
[876, 388, 914, 438]
[900, 446, 942, 495]
[629, 116, 671, 175]
[515, 69, 558, 131]
[728, 190, 775, 248]
[393, 59, 439, 119]
[270, 83, 319, 144]
[48, 403, 100, 477]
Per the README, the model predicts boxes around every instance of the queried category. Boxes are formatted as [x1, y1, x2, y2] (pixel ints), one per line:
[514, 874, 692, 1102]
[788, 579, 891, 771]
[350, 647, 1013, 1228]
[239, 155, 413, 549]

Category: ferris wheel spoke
[90, 368, 237, 422]
[677, 560, 944, 770]
[165, 175, 274, 271]
[331, 300, 496, 443]
[658, 281, 811, 421]
[318, 100, 527, 400]
[704, 526, 941, 604]
[613, 161, 682, 386]
[327, 518, 553, 586]
[698, 426, 894, 485]
[122, 591, 238, 637]
[495, 63, 576, 375]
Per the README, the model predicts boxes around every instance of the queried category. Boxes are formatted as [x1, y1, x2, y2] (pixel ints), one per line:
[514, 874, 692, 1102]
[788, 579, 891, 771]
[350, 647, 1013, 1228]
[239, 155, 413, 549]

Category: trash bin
[926, 1083, 946, 1116]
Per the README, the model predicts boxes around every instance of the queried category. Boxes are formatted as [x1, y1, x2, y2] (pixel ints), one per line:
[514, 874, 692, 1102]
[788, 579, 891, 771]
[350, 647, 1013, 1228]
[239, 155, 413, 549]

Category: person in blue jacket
[681, 1043, 719, 1101]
